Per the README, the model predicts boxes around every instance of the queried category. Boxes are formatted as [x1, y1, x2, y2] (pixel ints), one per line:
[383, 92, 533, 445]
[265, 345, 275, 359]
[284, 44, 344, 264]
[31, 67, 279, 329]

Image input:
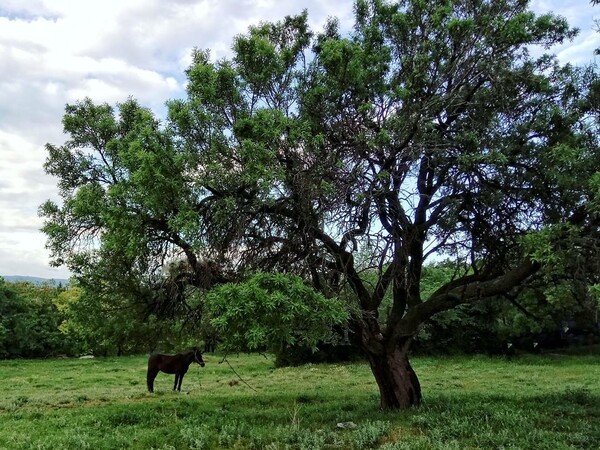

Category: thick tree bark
[366, 344, 422, 410]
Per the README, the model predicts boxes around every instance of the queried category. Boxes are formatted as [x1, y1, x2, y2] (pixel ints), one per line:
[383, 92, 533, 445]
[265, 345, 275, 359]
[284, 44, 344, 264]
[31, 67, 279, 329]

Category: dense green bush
[0, 278, 78, 358]
[206, 272, 348, 354]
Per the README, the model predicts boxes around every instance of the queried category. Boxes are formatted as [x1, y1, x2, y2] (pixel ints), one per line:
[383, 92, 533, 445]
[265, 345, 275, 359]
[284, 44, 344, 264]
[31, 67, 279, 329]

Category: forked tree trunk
[366, 344, 422, 410]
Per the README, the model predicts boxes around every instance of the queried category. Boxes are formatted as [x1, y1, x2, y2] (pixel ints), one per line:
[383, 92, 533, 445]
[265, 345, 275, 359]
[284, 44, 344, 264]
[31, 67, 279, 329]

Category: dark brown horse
[147, 349, 205, 393]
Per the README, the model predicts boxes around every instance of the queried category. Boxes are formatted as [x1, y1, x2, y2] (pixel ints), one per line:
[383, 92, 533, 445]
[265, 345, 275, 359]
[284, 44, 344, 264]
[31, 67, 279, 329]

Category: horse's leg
[147, 368, 159, 393]
[178, 372, 185, 391]
[173, 374, 180, 391]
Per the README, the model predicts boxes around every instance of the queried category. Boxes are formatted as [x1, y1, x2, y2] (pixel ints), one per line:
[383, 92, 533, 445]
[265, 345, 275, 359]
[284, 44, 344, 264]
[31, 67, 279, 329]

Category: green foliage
[58, 283, 195, 356]
[0, 279, 27, 358]
[409, 264, 504, 354]
[0, 278, 78, 358]
[414, 261, 600, 353]
[0, 277, 197, 359]
[206, 273, 348, 353]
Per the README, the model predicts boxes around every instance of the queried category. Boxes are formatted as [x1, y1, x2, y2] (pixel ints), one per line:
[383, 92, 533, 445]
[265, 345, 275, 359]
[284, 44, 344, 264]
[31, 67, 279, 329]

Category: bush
[0, 279, 79, 358]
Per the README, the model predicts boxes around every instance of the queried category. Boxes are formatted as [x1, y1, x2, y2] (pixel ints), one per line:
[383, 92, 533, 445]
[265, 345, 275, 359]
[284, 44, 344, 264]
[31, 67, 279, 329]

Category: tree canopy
[41, 0, 600, 409]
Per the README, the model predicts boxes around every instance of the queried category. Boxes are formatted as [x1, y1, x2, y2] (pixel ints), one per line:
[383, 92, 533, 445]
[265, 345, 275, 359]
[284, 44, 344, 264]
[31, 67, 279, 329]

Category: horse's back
[148, 353, 180, 374]
[148, 353, 166, 369]
[148, 353, 163, 365]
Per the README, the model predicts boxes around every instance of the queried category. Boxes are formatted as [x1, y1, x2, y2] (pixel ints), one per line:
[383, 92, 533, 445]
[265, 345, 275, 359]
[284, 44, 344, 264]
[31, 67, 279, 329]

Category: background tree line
[0, 277, 194, 358]
[2, 263, 597, 360]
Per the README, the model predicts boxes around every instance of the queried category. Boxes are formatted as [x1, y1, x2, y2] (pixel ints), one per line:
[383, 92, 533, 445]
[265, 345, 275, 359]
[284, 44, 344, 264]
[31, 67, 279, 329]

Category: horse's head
[193, 348, 206, 367]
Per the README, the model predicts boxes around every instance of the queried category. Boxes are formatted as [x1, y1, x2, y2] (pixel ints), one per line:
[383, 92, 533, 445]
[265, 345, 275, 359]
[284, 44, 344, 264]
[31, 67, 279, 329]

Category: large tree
[41, 0, 600, 409]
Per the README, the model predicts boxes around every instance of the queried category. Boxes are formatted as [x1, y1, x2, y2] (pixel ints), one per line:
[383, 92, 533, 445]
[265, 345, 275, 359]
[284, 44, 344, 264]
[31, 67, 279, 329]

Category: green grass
[0, 353, 598, 449]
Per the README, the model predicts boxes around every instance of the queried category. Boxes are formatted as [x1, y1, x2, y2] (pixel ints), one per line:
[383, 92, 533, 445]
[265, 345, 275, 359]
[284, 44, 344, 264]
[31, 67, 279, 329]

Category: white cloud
[556, 32, 599, 66]
[530, 0, 599, 65]
[0, 128, 64, 277]
[0, 240, 68, 279]
[0, 0, 597, 278]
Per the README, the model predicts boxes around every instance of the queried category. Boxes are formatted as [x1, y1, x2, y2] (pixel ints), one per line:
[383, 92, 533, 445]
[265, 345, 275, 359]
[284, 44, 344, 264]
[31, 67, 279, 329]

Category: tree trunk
[367, 345, 422, 410]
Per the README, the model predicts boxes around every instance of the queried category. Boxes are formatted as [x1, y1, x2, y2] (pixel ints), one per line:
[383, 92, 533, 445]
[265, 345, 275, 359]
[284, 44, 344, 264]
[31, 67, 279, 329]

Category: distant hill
[2, 275, 70, 286]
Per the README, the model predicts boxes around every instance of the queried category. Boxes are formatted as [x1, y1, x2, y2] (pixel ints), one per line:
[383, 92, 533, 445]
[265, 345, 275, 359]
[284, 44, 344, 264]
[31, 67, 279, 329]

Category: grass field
[0, 353, 598, 449]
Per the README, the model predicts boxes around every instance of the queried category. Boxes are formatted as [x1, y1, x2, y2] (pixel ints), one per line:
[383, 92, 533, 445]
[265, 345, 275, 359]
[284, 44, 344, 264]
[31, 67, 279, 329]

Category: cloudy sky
[0, 0, 598, 280]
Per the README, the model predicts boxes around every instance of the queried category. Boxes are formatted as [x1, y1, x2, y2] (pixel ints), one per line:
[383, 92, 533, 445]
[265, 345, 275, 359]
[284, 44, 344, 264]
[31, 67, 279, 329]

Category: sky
[0, 0, 598, 280]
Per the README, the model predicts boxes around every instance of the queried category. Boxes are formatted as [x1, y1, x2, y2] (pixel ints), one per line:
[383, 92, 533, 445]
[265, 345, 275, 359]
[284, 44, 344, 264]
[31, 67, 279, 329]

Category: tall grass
[0, 353, 598, 449]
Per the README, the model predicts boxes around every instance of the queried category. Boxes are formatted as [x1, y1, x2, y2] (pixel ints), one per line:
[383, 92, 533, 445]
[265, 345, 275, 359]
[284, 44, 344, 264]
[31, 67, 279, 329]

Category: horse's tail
[147, 355, 158, 393]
